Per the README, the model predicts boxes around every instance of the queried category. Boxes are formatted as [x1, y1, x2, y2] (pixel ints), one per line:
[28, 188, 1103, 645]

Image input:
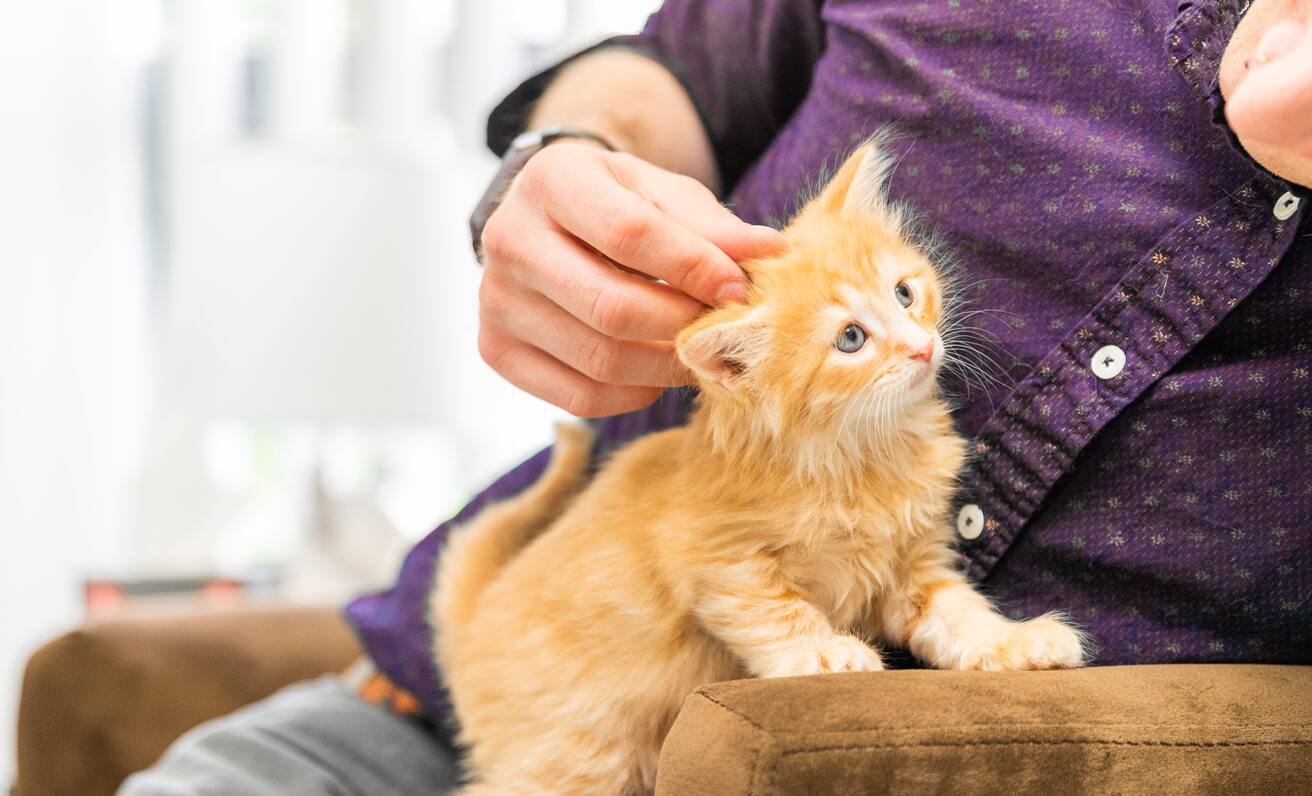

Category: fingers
[527, 147, 785, 306]
[485, 203, 707, 340]
[480, 221, 695, 415]
[637, 169, 788, 264]
[477, 327, 668, 419]
[536, 157, 743, 306]
[481, 272, 691, 389]
[478, 142, 787, 416]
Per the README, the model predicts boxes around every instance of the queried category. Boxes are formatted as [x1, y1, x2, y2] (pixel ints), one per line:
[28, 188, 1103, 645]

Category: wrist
[526, 105, 639, 156]
[470, 126, 617, 259]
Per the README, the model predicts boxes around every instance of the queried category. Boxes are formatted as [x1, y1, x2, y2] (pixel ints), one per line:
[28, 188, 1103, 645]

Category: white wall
[0, 0, 661, 786]
[0, 0, 152, 783]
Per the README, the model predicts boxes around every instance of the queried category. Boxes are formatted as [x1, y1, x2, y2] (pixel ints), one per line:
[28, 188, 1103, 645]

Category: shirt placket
[957, 177, 1303, 582]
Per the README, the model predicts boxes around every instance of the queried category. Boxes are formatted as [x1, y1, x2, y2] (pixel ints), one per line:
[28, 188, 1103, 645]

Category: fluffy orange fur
[432, 140, 1086, 796]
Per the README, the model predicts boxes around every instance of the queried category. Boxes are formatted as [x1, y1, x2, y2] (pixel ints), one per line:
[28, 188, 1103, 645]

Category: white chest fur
[778, 500, 926, 631]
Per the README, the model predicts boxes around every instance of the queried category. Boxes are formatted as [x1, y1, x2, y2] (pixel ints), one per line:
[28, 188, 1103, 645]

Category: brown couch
[13, 608, 1311, 795]
[657, 664, 1312, 794]
[12, 607, 361, 796]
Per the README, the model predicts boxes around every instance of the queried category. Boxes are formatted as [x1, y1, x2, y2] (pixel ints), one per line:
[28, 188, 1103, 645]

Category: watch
[469, 125, 616, 259]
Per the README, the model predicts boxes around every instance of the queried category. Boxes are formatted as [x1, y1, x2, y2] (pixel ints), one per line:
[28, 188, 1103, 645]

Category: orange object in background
[82, 573, 278, 620]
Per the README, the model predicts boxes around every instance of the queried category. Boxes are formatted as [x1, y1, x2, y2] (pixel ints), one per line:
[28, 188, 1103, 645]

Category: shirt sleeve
[487, 0, 827, 192]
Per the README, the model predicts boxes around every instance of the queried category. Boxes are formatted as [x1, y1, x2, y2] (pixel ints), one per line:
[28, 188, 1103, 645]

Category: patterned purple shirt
[346, 0, 1310, 721]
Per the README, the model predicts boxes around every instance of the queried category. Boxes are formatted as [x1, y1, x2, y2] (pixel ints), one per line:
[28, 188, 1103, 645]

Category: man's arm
[477, 50, 785, 417]
[526, 48, 722, 193]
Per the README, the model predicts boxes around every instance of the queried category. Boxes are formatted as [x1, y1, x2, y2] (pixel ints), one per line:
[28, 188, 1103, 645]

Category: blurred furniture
[13, 606, 1310, 795]
[12, 606, 358, 796]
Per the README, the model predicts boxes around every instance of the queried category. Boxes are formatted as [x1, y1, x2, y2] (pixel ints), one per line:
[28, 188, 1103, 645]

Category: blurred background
[0, 0, 660, 783]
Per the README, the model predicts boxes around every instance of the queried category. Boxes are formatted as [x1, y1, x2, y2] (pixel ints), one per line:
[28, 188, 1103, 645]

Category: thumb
[699, 206, 788, 263]
[651, 179, 787, 275]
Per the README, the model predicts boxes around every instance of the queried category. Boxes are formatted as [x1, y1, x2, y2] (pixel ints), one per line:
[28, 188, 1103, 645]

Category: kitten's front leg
[695, 557, 884, 678]
[880, 556, 1087, 671]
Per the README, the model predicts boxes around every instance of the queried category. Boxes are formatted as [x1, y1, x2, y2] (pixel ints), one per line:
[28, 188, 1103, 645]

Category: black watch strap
[469, 126, 616, 260]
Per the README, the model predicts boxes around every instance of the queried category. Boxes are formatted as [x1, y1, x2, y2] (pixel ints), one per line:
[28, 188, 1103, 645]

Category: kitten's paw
[763, 635, 884, 677]
[961, 614, 1087, 671]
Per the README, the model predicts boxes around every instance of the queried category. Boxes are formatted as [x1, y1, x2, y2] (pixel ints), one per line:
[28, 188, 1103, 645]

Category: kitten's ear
[816, 136, 895, 216]
[677, 307, 771, 389]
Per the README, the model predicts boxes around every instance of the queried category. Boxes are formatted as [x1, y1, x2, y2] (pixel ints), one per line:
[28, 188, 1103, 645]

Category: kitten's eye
[835, 323, 867, 353]
[894, 281, 914, 308]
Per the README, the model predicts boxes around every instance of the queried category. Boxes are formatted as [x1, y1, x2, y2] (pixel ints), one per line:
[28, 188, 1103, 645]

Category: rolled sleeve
[487, 0, 826, 192]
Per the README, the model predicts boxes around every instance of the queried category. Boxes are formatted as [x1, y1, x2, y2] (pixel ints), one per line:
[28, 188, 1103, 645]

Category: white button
[957, 504, 984, 540]
[1091, 345, 1126, 380]
[1274, 192, 1300, 221]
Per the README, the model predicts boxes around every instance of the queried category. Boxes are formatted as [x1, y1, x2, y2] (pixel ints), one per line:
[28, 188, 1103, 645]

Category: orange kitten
[432, 140, 1086, 796]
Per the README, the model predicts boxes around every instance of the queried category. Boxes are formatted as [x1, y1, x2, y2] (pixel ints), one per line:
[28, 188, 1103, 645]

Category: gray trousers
[117, 677, 462, 795]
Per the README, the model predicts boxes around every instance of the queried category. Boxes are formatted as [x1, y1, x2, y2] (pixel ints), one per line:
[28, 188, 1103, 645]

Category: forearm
[527, 48, 724, 194]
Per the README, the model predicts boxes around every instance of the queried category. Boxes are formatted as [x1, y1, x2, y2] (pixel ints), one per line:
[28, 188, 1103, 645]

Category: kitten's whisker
[947, 311, 1023, 329]
[872, 388, 892, 460]
[860, 388, 880, 454]
[940, 327, 1011, 366]
[838, 382, 869, 447]
[941, 319, 1011, 343]
[943, 320, 1011, 337]
[940, 333, 1008, 359]
[941, 356, 1015, 400]
[852, 385, 877, 456]
[942, 342, 1011, 379]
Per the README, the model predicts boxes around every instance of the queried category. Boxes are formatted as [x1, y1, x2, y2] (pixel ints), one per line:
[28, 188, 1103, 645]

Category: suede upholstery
[656, 665, 1312, 795]
[12, 607, 360, 796]
[12, 610, 1310, 795]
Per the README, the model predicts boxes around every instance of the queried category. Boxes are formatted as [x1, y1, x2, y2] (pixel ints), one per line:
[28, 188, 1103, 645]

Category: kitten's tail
[433, 422, 596, 635]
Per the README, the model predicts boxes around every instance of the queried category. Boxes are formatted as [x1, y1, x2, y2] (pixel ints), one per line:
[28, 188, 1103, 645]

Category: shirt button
[1274, 192, 1300, 221]
[1091, 344, 1126, 380]
[957, 504, 984, 540]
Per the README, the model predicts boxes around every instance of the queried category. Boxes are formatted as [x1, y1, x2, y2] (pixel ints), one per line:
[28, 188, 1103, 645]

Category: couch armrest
[13, 605, 361, 796]
[656, 664, 1312, 795]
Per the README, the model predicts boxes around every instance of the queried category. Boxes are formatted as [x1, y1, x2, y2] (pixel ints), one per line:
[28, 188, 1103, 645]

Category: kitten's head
[677, 138, 951, 449]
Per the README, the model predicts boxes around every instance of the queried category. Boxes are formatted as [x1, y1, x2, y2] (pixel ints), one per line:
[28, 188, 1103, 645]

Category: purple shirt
[347, 0, 1310, 720]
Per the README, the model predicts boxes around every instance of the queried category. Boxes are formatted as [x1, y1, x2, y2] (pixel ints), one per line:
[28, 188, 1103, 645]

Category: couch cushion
[13, 606, 360, 796]
[656, 664, 1312, 795]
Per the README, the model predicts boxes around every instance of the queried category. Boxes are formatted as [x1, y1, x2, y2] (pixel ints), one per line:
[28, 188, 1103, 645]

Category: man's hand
[1221, 0, 1312, 186]
[478, 142, 786, 418]
[1226, 8, 1312, 159]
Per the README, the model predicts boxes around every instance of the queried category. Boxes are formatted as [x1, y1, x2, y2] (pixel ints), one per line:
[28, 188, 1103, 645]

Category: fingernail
[714, 280, 748, 305]
[753, 225, 787, 244]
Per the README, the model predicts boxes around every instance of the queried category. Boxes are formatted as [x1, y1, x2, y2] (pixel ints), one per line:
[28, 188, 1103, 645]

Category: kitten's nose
[910, 339, 934, 363]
